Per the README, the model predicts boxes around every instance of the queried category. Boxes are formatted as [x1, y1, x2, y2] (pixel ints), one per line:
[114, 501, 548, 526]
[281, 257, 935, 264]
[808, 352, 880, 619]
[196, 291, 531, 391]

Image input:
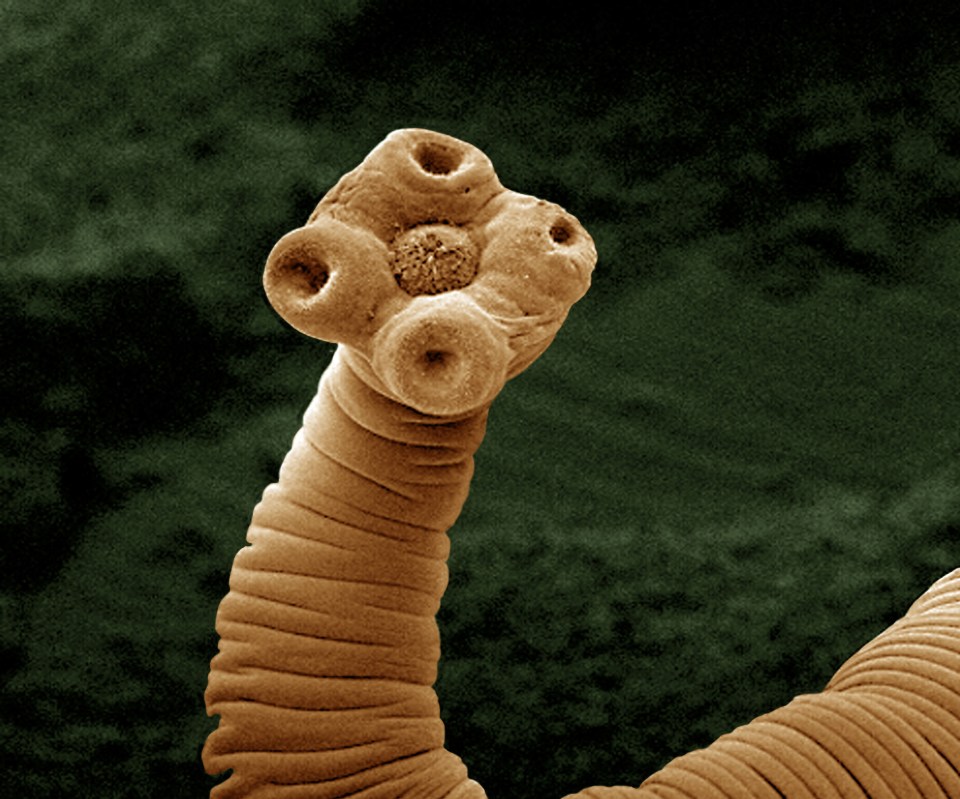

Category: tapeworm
[204, 128, 960, 798]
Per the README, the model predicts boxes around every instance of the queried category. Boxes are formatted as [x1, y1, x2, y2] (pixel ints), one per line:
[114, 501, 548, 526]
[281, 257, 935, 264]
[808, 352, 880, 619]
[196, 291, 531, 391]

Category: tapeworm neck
[293, 346, 491, 537]
[203, 347, 490, 798]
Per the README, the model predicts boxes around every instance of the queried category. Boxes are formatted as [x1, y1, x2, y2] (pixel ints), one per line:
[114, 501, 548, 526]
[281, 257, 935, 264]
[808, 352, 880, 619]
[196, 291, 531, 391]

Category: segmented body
[565, 569, 960, 799]
[204, 349, 489, 798]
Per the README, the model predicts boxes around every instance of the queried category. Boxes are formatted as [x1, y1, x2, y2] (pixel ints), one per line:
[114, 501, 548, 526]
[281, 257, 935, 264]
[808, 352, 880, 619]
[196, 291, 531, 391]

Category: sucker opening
[549, 219, 575, 245]
[421, 349, 456, 374]
[274, 252, 330, 298]
[413, 141, 464, 175]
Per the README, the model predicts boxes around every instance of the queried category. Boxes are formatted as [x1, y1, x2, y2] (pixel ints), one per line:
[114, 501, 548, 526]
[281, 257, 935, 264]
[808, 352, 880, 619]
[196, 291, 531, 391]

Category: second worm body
[564, 567, 960, 798]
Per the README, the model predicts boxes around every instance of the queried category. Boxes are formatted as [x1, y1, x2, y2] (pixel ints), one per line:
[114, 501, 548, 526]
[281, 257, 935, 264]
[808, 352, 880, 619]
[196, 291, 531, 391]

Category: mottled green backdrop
[3, 2, 959, 797]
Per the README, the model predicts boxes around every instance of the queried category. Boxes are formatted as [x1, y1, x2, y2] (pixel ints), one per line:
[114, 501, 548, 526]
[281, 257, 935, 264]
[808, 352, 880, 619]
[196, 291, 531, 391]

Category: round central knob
[390, 224, 478, 296]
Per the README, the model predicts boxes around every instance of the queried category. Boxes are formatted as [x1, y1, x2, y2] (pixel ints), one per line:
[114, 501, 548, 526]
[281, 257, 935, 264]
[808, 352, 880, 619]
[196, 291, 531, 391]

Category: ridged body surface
[563, 569, 960, 799]
[204, 349, 489, 798]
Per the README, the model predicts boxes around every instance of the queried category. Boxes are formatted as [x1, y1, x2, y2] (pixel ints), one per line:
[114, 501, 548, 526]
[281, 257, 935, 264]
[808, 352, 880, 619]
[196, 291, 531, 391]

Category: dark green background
[3, 2, 959, 796]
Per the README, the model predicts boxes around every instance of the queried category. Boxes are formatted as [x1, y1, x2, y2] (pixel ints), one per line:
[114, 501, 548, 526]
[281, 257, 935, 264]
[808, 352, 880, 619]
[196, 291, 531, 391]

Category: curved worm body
[205, 129, 960, 798]
[564, 568, 960, 798]
[203, 348, 494, 797]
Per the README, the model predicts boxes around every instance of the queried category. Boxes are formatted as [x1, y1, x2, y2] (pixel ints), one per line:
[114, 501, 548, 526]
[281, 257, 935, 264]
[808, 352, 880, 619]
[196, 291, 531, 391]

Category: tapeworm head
[263, 128, 596, 415]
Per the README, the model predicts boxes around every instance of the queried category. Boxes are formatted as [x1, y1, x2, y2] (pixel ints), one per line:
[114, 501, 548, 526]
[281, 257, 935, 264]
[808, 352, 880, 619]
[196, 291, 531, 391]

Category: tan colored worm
[203, 128, 960, 798]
